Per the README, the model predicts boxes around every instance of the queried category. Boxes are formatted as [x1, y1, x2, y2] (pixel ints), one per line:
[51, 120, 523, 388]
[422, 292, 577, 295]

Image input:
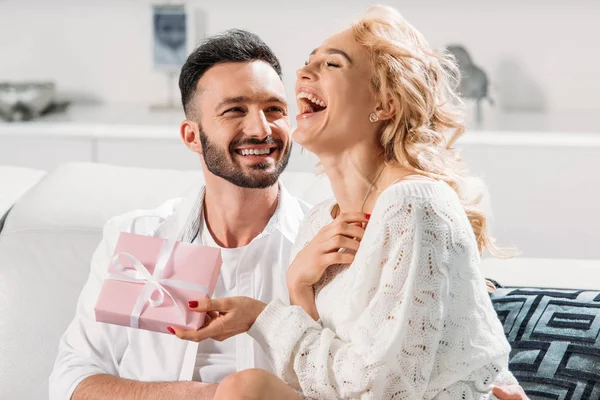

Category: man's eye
[224, 107, 244, 114]
[266, 107, 285, 114]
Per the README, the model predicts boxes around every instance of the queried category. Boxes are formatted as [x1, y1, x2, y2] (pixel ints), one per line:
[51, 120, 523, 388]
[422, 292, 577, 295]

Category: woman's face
[293, 28, 379, 153]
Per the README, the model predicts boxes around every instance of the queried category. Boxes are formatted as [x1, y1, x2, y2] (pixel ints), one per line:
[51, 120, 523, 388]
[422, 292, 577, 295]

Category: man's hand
[170, 297, 266, 342]
[493, 384, 529, 400]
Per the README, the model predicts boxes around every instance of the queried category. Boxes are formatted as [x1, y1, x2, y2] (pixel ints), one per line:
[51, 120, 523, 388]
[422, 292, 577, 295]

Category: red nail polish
[167, 327, 175, 334]
[366, 214, 371, 220]
[188, 300, 198, 308]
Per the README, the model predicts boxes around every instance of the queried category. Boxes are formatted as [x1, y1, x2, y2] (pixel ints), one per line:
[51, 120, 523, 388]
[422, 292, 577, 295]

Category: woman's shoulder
[381, 179, 458, 205]
[374, 180, 465, 225]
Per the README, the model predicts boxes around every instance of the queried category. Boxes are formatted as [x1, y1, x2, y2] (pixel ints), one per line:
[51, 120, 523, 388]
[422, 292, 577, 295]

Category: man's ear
[374, 96, 397, 121]
[180, 119, 203, 153]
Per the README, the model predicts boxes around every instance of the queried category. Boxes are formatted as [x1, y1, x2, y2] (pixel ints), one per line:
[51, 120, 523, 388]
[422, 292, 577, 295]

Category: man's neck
[203, 177, 279, 249]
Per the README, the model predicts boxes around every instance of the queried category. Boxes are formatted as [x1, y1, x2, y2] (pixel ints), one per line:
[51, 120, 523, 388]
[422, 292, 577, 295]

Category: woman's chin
[291, 126, 314, 147]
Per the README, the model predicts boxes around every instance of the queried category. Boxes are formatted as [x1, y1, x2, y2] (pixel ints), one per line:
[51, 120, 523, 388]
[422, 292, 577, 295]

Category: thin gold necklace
[333, 164, 385, 218]
[360, 164, 386, 212]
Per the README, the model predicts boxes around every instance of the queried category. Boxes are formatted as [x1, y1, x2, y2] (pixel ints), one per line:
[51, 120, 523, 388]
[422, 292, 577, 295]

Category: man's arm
[72, 375, 217, 400]
[49, 212, 208, 400]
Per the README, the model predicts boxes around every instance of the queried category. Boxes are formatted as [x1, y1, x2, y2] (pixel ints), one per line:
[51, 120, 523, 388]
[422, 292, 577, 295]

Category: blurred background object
[150, 4, 190, 110]
[152, 4, 188, 70]
[0, 82, 70, 122]
[0, 0, 596, 121]
[446, 44, 493, 127]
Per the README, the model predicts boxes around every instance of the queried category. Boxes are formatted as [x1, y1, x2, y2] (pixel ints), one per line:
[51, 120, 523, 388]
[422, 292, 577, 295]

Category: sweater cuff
[248, 299, 321, 356]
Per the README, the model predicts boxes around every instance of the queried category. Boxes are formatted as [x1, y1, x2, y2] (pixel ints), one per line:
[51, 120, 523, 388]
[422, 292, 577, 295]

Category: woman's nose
[296, 62, 317, 81]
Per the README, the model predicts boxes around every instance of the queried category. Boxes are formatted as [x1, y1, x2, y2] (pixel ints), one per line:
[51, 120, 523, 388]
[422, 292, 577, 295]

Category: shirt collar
[273, 182, 305, 244]
[156, 181, 305, 246]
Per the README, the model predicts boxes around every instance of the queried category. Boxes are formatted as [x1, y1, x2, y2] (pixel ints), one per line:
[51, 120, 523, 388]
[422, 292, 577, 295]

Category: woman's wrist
[287, 277, 312, 299]
[288, 284, 319, 320]
[288, 282, 311, 298]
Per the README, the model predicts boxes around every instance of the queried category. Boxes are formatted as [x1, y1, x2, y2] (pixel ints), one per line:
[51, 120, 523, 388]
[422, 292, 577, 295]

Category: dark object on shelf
[446, 45, 493, 126]
[0, 82, 70, 122]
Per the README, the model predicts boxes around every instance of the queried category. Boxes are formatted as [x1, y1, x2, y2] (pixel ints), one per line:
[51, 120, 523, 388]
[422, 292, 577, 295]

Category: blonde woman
[174, 5, 524, 399]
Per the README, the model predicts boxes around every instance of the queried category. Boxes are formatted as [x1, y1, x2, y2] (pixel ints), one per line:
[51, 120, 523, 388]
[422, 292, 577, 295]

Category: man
[50, 29, 526, 400]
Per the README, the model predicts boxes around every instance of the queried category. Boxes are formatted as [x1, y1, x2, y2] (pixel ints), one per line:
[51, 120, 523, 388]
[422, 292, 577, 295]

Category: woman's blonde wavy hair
[353, 5, 507, 257]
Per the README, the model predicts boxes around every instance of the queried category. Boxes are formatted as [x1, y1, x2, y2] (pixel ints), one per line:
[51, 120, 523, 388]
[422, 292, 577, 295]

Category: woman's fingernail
[366, 214, 371, 220]
[188, 300, 198, 308]
[167, 326, 175, 334]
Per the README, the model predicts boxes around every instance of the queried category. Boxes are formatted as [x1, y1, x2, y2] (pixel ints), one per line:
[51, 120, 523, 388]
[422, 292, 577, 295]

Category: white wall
[1, 0, 599, 118]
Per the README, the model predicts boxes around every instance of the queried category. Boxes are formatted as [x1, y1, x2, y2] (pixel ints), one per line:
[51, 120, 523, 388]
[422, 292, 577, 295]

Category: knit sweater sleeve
[248, 185, 512, 399]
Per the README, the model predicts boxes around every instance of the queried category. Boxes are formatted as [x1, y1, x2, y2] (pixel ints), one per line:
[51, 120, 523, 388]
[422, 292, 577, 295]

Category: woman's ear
[374, 96, 397, 121]
[180, 120, 203, 153]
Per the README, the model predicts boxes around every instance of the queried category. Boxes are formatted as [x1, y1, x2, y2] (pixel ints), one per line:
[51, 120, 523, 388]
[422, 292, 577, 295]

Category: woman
[175, 5, 520, 399]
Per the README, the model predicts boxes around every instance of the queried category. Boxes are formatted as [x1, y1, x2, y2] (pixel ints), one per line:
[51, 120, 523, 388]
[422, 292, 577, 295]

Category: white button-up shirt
[49, 183, 310, 400]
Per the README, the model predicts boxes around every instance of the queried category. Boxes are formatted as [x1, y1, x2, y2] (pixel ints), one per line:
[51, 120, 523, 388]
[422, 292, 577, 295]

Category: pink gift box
[94, 232, 222, 334]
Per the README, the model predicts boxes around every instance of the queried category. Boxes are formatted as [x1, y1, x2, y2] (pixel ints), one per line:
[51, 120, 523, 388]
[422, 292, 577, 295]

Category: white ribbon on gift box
[104, 238, 210, 329]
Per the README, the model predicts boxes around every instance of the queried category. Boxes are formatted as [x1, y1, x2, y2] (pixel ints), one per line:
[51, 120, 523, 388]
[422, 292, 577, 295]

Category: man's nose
[244, 109, 271, 138]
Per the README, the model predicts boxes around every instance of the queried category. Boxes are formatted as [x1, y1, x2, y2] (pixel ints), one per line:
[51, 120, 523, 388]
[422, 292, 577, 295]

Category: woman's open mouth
[296, 90, 327, 119]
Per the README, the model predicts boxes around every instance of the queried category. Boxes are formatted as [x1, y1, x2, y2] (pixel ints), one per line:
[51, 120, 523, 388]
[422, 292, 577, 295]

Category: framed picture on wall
[152, 4, 188, 70]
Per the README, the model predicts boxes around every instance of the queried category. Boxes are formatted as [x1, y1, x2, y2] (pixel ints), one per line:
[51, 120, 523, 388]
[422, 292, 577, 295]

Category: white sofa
[0, 162, 598, 399]
[0, 162, 335, 399]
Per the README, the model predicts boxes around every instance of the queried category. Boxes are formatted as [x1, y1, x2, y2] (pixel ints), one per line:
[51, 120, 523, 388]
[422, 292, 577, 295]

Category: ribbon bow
[105, 238, 210, 329]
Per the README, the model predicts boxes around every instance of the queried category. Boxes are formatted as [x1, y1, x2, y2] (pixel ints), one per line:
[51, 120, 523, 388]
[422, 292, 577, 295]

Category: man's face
[191, 61, 291, 188]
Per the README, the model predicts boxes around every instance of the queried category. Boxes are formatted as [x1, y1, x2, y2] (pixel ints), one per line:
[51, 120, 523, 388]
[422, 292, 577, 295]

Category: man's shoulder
[102, 197, 185, 238]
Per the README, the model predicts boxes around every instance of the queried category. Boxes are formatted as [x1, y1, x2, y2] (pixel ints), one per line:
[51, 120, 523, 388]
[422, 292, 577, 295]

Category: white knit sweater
[248, 181, 516, 399]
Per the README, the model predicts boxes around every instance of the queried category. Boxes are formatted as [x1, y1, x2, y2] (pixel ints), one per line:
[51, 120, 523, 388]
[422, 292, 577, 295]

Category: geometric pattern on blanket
[491, 288, 600, 400]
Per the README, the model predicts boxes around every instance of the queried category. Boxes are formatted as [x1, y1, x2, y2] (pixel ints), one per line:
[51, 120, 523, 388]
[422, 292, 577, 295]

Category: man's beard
[199, 130, 291, 189]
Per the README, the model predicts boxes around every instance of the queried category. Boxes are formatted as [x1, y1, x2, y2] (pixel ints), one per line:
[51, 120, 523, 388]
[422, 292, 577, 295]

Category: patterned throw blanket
[492, 288, 600, 400]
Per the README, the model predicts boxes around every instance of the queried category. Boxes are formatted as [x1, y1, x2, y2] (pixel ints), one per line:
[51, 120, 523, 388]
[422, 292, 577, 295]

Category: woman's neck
[318, 146, 385, 215]
[318, 146, 415, 216]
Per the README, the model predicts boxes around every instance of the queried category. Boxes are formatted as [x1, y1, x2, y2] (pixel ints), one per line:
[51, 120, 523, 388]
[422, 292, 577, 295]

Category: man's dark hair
[179, 29, 283, 117]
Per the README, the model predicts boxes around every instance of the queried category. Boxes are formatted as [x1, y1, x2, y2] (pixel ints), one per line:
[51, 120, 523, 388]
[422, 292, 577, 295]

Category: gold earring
[369, 112, 379, 123]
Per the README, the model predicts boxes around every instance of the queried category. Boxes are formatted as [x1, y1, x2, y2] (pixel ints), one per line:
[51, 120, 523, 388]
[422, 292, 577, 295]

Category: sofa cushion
[0, 163, 205, 399]
[0, 165, 46, 230]
[492, 288, 600, 399]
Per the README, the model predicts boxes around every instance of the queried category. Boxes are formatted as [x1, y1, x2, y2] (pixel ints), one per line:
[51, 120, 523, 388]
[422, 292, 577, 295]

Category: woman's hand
[169, 297, 266, 342]
[286, 212, 368, 291]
